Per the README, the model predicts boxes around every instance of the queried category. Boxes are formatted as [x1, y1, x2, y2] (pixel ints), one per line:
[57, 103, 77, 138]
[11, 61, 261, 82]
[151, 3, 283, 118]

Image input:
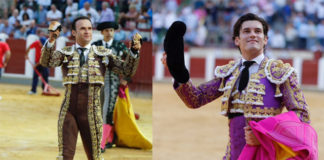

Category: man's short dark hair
[71, 16, 92, 31]
[232, 13, 269, 41]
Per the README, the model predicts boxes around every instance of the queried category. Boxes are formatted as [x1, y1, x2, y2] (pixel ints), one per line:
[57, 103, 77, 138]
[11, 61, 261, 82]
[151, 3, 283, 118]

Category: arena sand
[0, 83, 152, 160]
[153, 82, 324, 160]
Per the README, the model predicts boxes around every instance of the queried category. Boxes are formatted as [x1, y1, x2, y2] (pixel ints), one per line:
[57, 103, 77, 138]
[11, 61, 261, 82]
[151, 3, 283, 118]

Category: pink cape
[238, 111, 318, 160]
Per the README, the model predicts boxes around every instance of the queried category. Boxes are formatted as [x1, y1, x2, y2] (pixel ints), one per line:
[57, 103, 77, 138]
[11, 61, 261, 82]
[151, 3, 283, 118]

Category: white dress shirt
[75, 43, 91, 60]
[102, 39, 113, 48]
[236, 53, 265, 88]
[240, 53, 265, 76]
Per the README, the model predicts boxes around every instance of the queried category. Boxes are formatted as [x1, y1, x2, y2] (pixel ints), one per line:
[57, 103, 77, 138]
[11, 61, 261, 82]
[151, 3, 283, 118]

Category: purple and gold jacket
[174, 57, 310, 160]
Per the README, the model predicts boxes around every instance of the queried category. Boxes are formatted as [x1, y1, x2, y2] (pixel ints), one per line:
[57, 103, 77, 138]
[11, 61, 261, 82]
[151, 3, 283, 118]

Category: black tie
[79, 48, 86, 67]
[105, 42, 109, 48]
[238, 61, 255, 92]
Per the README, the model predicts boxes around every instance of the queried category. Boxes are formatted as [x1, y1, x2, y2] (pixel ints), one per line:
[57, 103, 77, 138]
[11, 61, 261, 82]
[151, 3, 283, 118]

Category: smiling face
[72, 19, 92, 47]
[234, 20, 268, 60]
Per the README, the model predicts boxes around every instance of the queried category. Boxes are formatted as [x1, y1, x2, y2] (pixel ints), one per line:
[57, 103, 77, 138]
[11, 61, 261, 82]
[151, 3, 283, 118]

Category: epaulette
[92, 45, 111, 56]
[265, 59, 295, 97]
[59, 46, 74, 56]
[214, 60, 240, 78]
[265, 59, 295, 85]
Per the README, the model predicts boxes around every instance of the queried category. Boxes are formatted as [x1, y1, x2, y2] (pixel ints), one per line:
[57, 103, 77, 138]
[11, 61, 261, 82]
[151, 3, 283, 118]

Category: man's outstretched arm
[163, 21, 224, 108]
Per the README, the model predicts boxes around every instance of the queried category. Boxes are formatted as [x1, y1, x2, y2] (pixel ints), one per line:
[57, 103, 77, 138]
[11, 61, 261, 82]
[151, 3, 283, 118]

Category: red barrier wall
[190, 58, 205, 78]
[128, 42, 152, 94]
[281, 59, 293, 65]
[302, 60, 318, 85]
[215, 58, 234, 68]
[6, 39, 26, 74]
[4, 39, 152, 94]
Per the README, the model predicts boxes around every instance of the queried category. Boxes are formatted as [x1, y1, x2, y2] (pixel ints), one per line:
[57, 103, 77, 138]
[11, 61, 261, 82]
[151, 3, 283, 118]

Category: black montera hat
[97, 21, 118, 30]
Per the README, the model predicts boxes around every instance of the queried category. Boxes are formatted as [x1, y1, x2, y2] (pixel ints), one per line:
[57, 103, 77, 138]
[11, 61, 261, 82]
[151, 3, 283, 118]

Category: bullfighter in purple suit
[162, 13, 310, 160]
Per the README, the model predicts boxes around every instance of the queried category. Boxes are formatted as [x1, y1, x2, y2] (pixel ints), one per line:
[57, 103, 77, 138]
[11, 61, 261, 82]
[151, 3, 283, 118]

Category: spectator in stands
[14, 25, 27, 39]
[127, 22, 139, 41]
[285, 23, 298, 49]
[34, 5, 48, 26]
[0, 20, 14, 35]
[37, 0, 51, 10]
[119, 0, 130, 14]
[317, 1, 324, 22]
[64, 0, 78, 26]
[307, 20, 317, 50]
[18, 3, 34, 21]
[20, 13, 32, 28]
[137, 5, 151, 30]
[194, 21, 207, 46]
[0, 38, 11, 79]
[165, 0, 178, 13]
[8, 9, 19, 27]
[180, 6, 198, 45]
[78, 1, 100, 25]
[25, 0, 38, 11]
[25, 32, 48, 95]
[0, 0, 9, 19]
[216, 20, 229, 47]
[114, 24, 126, 41]
[142, 0, 151, 10]
[60, 25, 71, 37]
[0, 19, 3, 30]
[270, 29, 286, 49]
[305, 0, 317, 23]
[46, 4, 63, 23]
[317, 20, 324, 47]
[27, 20, 38, 35]
[99, 2, 115, 23]
[152, 7, 165, 44]
[13, 19, 22, 31]
[120, 4, 139, 29]
[79, 0, 92, 9]
[179, 6, 198, 33]
[52, 0, 66, 12]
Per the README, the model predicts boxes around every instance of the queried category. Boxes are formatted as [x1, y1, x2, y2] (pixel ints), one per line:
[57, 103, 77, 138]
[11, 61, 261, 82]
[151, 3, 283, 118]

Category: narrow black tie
[79, 48, 86, 67]
[238, 61, 255, 92]
[105, 42, 108, 48]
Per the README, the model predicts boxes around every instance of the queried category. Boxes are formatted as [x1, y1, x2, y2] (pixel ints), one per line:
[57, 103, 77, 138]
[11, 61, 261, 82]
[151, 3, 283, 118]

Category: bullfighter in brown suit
[40, 16, 141, 160]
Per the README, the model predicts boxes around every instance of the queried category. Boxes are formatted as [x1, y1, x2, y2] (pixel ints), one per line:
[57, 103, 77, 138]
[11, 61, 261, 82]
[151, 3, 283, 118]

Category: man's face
[84, 2, 90, 10]
[234, 20, 268, 58]
[51, 5, 56, 11]
[102, 28, 115, 40]
[72, 19, 92, 45]
[102, 3, 107, 10]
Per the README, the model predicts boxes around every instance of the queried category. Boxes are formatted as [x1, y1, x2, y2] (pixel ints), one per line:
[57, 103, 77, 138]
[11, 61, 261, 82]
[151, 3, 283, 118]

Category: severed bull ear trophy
[48, 21, 62, 38]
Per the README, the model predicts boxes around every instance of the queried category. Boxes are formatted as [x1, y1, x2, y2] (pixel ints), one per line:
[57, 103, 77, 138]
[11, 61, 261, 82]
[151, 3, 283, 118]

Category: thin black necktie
[105, 42, 108, 48]
[78, 48, 86, 67]
[238, 61, 255, 92]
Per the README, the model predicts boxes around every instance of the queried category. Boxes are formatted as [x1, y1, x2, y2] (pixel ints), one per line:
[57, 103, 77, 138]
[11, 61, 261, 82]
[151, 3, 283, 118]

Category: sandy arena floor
[153, 82, 324, 160]
[0, 83, 152, 160]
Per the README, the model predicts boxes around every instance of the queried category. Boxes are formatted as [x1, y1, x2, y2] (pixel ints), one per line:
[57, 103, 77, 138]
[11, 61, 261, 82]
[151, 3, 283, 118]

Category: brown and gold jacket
[40, 43, 140, 86]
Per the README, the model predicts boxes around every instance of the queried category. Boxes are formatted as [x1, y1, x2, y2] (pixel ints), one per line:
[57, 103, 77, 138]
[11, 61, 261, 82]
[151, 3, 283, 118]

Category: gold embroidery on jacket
[57, 84, 72, 158]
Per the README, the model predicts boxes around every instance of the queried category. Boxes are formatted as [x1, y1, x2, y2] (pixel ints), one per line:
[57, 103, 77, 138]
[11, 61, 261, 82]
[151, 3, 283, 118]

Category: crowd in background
[153, 0, 324, 51]
[0, 0, 152, 42]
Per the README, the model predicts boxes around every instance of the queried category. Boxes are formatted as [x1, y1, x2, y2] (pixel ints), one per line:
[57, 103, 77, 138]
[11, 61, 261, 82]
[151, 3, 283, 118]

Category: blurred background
[152, 0, 324, 90]
[0, 0, 153, 95]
